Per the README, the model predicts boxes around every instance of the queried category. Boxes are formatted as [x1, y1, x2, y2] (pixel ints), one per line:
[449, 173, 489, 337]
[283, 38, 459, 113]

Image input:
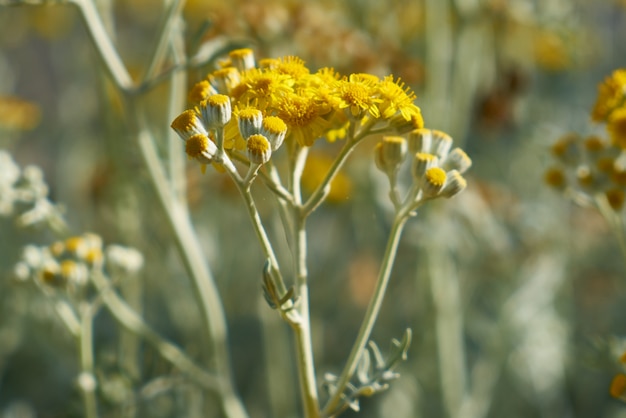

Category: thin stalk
[91, 270, 221, 391]
[72, 0, 133, 91]
[137, 128, 248, 418]
[259, 299, 297, 417]
[166, 12, 188, 205]
[427, 240, 467, 418]
[78, 302, 99, 418]
[596, 194, 626, 266]
[231, 175, 289, 297]
[291, 218, 320, 418]
[143, 0, 185, 83]
[289, 146, 320, 418]
[323, 212, 409, 416]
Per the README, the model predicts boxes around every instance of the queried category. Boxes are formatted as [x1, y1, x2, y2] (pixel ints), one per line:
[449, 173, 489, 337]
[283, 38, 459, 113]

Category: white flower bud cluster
[0, 150, 65, 229]
[13, 234, 143, 292]
[373, 129, 471, 211]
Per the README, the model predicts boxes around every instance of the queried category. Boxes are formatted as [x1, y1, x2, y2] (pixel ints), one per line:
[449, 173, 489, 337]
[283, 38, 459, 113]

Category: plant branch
[323, 211, 409, 416]
[90, 270, 222, 392]
[72, 0, 133, 91]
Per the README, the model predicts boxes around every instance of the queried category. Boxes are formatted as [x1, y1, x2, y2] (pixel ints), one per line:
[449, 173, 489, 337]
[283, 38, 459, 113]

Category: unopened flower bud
[261, 116, 287, 151]
[171, 109, 207, 141]
[238, 108, 263, 139]
[443, 148, 472, 174]
[431, 130, 453, 159]
[374, 136, 407, 173]
[408, 128, 432, 154]
[440, 170, 467, 198]
[247, 134, 272, 165]
[422, 167, 447, 197]
[186, 133, 218, 165]
[229, 48, 256, 72]
[211, 67, 240, 94]
[200, 94, 232, 129]
[411, 152, 438, 181]
[188, 80, 217, 104]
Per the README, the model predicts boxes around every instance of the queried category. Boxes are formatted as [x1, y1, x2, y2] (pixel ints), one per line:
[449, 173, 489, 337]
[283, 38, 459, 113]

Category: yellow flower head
[592, 69, 626, 122]
[377, 76, 420, 121]
[273, 55, 310, 79]
[231, 67, 293, 111]
[333, 73, 382, 119]
[276, 93, 330, 146]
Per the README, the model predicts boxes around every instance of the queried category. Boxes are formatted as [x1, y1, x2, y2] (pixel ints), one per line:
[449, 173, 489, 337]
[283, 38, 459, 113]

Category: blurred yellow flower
[301, 152, 352, 203]
[0, 96, 41, 131]
[608, 106, 626, 149]
[592, 69, 626, 122]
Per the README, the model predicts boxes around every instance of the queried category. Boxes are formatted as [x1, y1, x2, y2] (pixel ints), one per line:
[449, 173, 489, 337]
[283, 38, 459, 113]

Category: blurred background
[1, 0, 626, 417]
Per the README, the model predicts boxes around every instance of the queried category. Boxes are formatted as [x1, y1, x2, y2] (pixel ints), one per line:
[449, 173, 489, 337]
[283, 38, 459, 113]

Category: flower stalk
[323, 211, 409, 416]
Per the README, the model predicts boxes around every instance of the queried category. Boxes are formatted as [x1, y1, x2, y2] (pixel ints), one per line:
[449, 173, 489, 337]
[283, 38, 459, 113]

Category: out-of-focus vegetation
[1, 1, 626, 417]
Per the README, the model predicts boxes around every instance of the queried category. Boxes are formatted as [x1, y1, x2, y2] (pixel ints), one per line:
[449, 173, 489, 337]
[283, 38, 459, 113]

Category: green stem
[323, 212, 409, 416]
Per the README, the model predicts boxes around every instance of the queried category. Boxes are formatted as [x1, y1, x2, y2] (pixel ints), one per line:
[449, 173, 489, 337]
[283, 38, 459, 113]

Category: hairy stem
[323, 212, 409, 416]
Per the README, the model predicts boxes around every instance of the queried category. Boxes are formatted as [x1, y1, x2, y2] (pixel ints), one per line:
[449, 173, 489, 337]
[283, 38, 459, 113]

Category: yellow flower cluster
[546, 70, 626, 211]
[545, 132, 626, 210]
[591, 69, 626, 148]
[41, 234, 104, 288]
[172, 48, 423, 170]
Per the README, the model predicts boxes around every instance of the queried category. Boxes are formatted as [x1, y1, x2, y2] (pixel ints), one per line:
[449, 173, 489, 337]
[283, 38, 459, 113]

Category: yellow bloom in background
[608, 106, 626, 149]
[611, 373, 626, 401]
[592, 69, 626, 122]
[0, 96, 41, 131]
[301, 152, 352, 203]
[533, 30, 570, 72]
